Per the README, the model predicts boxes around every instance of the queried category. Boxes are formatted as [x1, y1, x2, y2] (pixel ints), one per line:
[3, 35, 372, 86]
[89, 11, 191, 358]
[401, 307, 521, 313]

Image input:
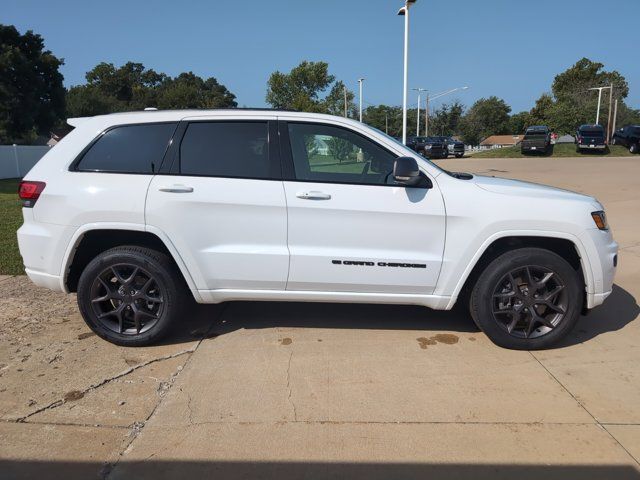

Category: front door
[281, 121, 446, 295]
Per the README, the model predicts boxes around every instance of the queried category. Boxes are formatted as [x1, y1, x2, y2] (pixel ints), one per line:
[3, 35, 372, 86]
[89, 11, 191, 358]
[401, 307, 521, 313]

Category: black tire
[470, 248, 582, 350]
[611, 137, 617, 145]
[630, 143, 639, 154]
[77, 246, 187, 346]
[455, 153, 464, 158]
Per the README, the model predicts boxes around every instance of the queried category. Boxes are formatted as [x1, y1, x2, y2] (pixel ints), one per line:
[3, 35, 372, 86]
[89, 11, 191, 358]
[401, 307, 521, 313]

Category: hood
[473, 174, 597, 205]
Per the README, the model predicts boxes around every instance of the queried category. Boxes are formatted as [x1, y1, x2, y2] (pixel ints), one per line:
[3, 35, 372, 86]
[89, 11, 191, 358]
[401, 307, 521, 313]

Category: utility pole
[343, 85, 348, 118]
[612, 98, 619, 135]
[385, 113, 389, 134]
[606, 84, 614, 143]
[425, 94, 430, 137]
[412, 88, 426, 137]
[358, 78, 365, 122]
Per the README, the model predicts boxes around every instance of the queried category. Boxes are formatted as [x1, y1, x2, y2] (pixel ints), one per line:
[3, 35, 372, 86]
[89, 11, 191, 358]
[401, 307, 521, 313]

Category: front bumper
[580, 228, 618, 308]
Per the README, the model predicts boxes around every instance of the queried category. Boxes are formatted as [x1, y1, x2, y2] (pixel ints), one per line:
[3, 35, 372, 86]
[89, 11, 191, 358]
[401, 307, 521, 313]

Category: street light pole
[358, 78, 365, 122]
[589, 86, 612, 126]
[398, 0, 416, 145]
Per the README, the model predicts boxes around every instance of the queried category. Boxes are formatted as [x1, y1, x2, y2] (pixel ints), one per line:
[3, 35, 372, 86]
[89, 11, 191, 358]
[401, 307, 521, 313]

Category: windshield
[580, 126, 604, 136]
[370, 127, 445, 174]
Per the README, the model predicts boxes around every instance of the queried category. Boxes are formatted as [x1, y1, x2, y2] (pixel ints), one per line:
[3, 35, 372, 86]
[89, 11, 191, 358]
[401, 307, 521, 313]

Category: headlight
[424, 145, 432, 149]
[591, 211, 608, 230]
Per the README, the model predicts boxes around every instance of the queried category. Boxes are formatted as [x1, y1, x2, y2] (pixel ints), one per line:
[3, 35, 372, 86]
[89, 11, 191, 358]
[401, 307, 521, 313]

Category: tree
[67, 62, 236, 117]
[459, 96, 511, 145]
[509, 111, 531, 134]
[428, 101, 465, 137]
[157, 72, 237, 109]
[323, 80, 356, 117]
[530, 58, 632, 134]
[266, 61, 355, 114]
[363, 105, 402, 137]
[0, 25, 66, 143]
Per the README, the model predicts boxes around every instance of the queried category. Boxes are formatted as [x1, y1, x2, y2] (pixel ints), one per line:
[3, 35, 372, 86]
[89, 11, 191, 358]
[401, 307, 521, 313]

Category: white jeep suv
[17, 110, 618, 349]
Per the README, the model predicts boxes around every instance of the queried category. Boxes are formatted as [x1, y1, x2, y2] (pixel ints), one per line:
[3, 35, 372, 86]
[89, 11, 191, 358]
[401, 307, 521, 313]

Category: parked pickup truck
[576, 125, 606, 152]
[521, 126, 552, 155]
[17, 110, 617, 350]
[611, 125, 640, 154]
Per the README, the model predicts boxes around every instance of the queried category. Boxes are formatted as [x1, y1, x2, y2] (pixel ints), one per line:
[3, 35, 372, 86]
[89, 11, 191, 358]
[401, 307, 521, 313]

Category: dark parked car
[405, 136, 428, 153]
[521, 126, 552, 155]
[575, 125, 606, 153]
[421, 136, 449, 159]
[433, 136, 465, 158]
[611, 125, 640, 154]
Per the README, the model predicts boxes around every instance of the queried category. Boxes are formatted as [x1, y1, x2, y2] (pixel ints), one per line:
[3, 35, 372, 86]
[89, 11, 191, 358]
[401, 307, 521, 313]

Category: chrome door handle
[158, 185, 194, 193]
[296, 191, 331, 200]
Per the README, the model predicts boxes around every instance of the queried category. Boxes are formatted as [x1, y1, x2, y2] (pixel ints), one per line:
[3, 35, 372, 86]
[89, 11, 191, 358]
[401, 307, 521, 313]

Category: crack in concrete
[285, 351, 298, 421]
[186, 391, 195, 425]
[529, 351, 640, 469]
[16, 347, 197, 423]
[102, 303, 230, 479]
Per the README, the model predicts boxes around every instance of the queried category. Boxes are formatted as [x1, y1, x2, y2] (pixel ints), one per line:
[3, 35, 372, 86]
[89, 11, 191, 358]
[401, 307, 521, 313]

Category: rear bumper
[24, 268, 64, 292]
[17, 209, 74, 293]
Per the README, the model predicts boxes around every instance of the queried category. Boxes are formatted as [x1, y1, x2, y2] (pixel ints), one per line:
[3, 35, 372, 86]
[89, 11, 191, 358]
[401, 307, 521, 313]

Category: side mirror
[393, 156, 424, 187]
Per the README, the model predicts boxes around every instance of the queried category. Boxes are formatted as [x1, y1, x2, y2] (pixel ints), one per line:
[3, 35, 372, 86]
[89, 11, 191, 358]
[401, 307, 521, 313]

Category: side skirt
[196, 289, 452, 310]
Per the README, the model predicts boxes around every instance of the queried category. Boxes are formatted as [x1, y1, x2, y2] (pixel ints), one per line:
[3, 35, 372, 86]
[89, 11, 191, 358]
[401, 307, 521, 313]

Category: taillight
[18, 181, 46, 208]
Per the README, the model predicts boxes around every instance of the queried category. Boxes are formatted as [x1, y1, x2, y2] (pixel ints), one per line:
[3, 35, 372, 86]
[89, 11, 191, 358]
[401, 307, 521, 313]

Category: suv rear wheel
[77, 246, 186, 346]
[470, 248, 582, 350]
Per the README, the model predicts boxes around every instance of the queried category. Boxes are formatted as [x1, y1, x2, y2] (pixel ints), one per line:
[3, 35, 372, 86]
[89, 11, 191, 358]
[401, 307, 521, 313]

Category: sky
[4, 0, 639, 113]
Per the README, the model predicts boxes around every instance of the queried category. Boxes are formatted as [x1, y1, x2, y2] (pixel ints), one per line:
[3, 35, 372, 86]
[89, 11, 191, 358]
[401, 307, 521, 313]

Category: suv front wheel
[470, 248, 582, 350]
[77, 246, 186, 346]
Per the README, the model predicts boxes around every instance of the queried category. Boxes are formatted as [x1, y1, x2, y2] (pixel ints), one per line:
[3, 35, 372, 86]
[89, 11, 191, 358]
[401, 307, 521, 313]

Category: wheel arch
[446, 232, 593, 311]
[60, 224, 201, 302]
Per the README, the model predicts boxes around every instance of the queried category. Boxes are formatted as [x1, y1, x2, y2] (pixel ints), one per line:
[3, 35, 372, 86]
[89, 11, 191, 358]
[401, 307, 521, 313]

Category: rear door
[145, 116, 289, 293]
[280, 119, 446, 295]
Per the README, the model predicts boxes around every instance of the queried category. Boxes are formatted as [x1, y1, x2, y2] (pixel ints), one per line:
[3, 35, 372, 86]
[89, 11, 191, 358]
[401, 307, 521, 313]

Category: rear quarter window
[76, 123, 177, 173]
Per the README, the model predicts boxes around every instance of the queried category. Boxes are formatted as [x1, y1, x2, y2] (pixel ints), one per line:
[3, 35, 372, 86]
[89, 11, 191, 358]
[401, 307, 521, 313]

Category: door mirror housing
[393, 156, 427, 187]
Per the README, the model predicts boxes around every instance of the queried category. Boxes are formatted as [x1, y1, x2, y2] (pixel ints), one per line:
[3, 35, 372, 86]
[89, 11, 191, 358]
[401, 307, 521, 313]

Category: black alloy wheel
[470, 247, 582, 350]
[77, 246, 186, 346]
[491, 266, 567, 339]
[90, 264, 164, 335]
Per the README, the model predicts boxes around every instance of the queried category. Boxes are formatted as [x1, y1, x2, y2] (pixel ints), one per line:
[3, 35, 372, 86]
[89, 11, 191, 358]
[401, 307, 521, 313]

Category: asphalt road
[1, 156, 639, 479]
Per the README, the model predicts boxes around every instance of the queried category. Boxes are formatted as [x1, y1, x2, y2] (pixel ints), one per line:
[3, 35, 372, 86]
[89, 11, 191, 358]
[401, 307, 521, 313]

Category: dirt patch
[279, 338, 292, 346]
[63, 390, 85, 402]
[77, 332, 95, 340]
[417, 334, 459, 349]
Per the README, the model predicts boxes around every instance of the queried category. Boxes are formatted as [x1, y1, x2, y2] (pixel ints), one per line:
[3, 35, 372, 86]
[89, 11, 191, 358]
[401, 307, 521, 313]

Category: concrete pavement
[1, 156, 639, 479]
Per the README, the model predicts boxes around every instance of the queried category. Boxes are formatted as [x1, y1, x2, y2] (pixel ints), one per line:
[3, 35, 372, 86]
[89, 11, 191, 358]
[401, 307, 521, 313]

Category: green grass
[0, 178, 24, 275]
[471, 143, 635, 158]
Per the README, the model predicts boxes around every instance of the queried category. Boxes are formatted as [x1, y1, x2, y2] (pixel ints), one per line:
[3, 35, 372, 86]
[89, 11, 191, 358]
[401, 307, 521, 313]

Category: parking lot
[1, 155, 639, 479]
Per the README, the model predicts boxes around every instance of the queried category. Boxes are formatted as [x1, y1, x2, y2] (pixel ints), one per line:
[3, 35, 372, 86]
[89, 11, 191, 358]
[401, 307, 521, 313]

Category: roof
[480, 135, 524, 146]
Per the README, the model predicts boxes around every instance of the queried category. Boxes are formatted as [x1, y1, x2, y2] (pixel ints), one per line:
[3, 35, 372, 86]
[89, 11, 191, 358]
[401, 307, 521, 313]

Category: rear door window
[76, 123, 177, 173]
[179, 121, 278, 179]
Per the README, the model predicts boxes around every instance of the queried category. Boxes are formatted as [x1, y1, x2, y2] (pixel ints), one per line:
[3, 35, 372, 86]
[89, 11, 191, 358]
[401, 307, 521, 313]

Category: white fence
[0, 145, 50, 179]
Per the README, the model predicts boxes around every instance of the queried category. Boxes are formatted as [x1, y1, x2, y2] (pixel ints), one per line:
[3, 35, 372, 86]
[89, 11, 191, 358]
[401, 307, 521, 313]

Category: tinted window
[77, 123, 176, 173]
[579, 126, 604, 136]
[287, 123, 397, 185]
[180, 122, 276, 179]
